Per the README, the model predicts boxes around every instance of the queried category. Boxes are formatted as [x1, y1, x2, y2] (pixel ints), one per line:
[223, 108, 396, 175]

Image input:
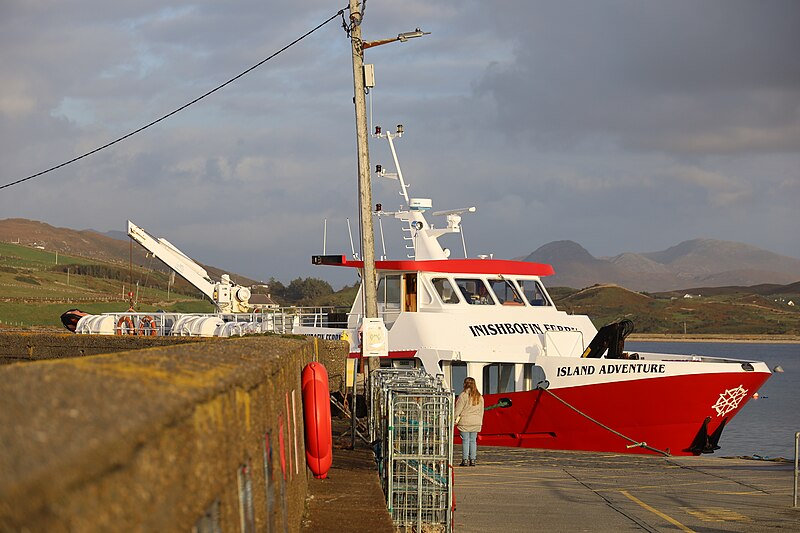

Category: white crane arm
[127, 220, 216, 300]
[126, 220, 251, 313]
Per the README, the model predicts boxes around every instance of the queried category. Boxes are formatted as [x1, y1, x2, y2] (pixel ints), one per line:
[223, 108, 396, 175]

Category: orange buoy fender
[301, 362, 332, 479]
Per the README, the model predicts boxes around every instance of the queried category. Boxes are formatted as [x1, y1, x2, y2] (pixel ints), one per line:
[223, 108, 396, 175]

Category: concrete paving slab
[453, 447, 798, 532]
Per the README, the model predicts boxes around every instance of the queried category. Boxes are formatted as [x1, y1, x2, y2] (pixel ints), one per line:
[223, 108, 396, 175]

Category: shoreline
[628, 333, 800, 344]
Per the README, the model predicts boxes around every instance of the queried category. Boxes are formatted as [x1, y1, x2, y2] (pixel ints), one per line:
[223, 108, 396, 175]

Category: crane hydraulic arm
[126, 220, 251, 313]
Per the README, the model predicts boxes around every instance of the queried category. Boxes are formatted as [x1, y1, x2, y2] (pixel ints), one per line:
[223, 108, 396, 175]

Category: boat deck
[453, 446, 797, 532]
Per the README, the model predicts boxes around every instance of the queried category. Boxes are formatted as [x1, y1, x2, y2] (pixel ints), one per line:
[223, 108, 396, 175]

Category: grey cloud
[0, 1, 797, 287]
[476, 0, 800, 155]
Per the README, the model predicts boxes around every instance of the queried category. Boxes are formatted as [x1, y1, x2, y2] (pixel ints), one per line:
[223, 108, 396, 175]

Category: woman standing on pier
[455, 377, 484, 466]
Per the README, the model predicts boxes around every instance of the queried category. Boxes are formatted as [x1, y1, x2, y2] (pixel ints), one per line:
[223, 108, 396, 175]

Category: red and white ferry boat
[296, 125, 771, 457]
[65, 124, 771, 457]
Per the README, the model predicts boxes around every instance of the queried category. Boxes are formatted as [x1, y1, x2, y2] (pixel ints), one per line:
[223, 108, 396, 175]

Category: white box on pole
[362, 317, 388, 357]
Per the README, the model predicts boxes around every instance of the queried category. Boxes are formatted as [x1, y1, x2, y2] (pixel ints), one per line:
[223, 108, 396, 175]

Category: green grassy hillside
[0, 242, 212, 328]
[2, 239, 798, 335]
[553, 284, 800, 335]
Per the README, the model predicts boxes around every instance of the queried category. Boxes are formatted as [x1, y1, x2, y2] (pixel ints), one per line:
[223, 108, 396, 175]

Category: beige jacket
[454, 391, 484, 432]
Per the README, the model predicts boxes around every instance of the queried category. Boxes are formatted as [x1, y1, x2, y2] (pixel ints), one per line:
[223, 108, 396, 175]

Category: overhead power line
[0, 7, 346, 192]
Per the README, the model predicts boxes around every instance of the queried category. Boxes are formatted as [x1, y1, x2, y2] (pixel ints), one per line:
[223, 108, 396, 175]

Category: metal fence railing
[71, 306, 355, 337]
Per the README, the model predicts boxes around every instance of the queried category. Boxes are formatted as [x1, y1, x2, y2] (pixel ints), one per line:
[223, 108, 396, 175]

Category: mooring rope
[537, 386, 671, 457]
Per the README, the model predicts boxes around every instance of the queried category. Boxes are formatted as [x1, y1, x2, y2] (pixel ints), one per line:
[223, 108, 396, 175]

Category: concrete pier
[301, 419, 394, 532]
[3, 330, 795, 531]
[0, 334, 350, 532]
[453, 446, 797, 532]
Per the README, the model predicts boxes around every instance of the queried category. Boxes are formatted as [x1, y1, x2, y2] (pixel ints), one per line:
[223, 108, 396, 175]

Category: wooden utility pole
[348, 0, 380, 372]
[348, 2, 378, 320]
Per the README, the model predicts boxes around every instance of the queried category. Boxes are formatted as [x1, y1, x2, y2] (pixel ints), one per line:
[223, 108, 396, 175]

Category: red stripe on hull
[472, 371, 769, 456]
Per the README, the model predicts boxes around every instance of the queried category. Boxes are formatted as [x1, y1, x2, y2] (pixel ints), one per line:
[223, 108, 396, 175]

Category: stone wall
[0, 332, 208, 365]
[0, 335, 348, 532]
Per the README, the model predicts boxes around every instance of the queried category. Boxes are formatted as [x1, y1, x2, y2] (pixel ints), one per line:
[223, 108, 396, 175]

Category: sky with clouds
[1, 0, 798, 288]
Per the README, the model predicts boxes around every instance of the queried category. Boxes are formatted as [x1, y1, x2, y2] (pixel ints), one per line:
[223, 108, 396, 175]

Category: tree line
[51, 264, 200, 297]
[267, 277, 358, 306]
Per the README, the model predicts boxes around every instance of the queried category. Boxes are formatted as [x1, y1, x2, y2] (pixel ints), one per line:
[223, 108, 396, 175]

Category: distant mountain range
[521, 239, 800, 291]
[1, 218, 798, 292]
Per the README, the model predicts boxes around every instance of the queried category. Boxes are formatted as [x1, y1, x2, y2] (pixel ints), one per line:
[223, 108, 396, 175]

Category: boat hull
[474, 370, 770, 456]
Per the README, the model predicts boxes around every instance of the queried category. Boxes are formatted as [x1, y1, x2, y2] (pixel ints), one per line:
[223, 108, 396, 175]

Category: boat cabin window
[523, 363, 547, 391]
[483, 363, 515, 394]
[487, 278, 524, 306]
[432, 278, 460, 304]
[377, 274, 402, 327]
[448, 361, 467, 392]
[455, 278, 495, 305]
[518, 279, 551, 307]
[377, 275, 402, 310]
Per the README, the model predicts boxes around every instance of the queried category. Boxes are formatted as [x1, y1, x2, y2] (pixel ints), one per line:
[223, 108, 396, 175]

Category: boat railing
[108, 312, 182, 336]
[97, 304, 393, 334]
[633, 351, 766, 365]
[267, 306, 354, 331]
[88, 307, 357, 336]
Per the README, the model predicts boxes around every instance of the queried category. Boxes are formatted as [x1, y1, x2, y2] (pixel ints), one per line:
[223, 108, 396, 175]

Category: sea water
[627, 341, 800, 460]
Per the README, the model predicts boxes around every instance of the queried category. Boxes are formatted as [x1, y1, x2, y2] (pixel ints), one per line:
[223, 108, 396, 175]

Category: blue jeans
[460, 430, 478, 461]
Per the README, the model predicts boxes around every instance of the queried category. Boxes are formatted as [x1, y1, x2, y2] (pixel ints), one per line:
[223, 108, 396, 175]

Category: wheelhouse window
[518, 279, 551, 307]
[377, 274, 402, 310]
[483, 363, 515, 394]
[432, 277, 460, 304]
[454, 278, 495, 305]
[487, 278, 524, 306]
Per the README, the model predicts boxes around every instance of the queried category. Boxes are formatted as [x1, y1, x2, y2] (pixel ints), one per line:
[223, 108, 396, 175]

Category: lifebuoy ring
[116, 316, 135, 335]
[301, 362, 332, 479]
[138, 315, 157, 336]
